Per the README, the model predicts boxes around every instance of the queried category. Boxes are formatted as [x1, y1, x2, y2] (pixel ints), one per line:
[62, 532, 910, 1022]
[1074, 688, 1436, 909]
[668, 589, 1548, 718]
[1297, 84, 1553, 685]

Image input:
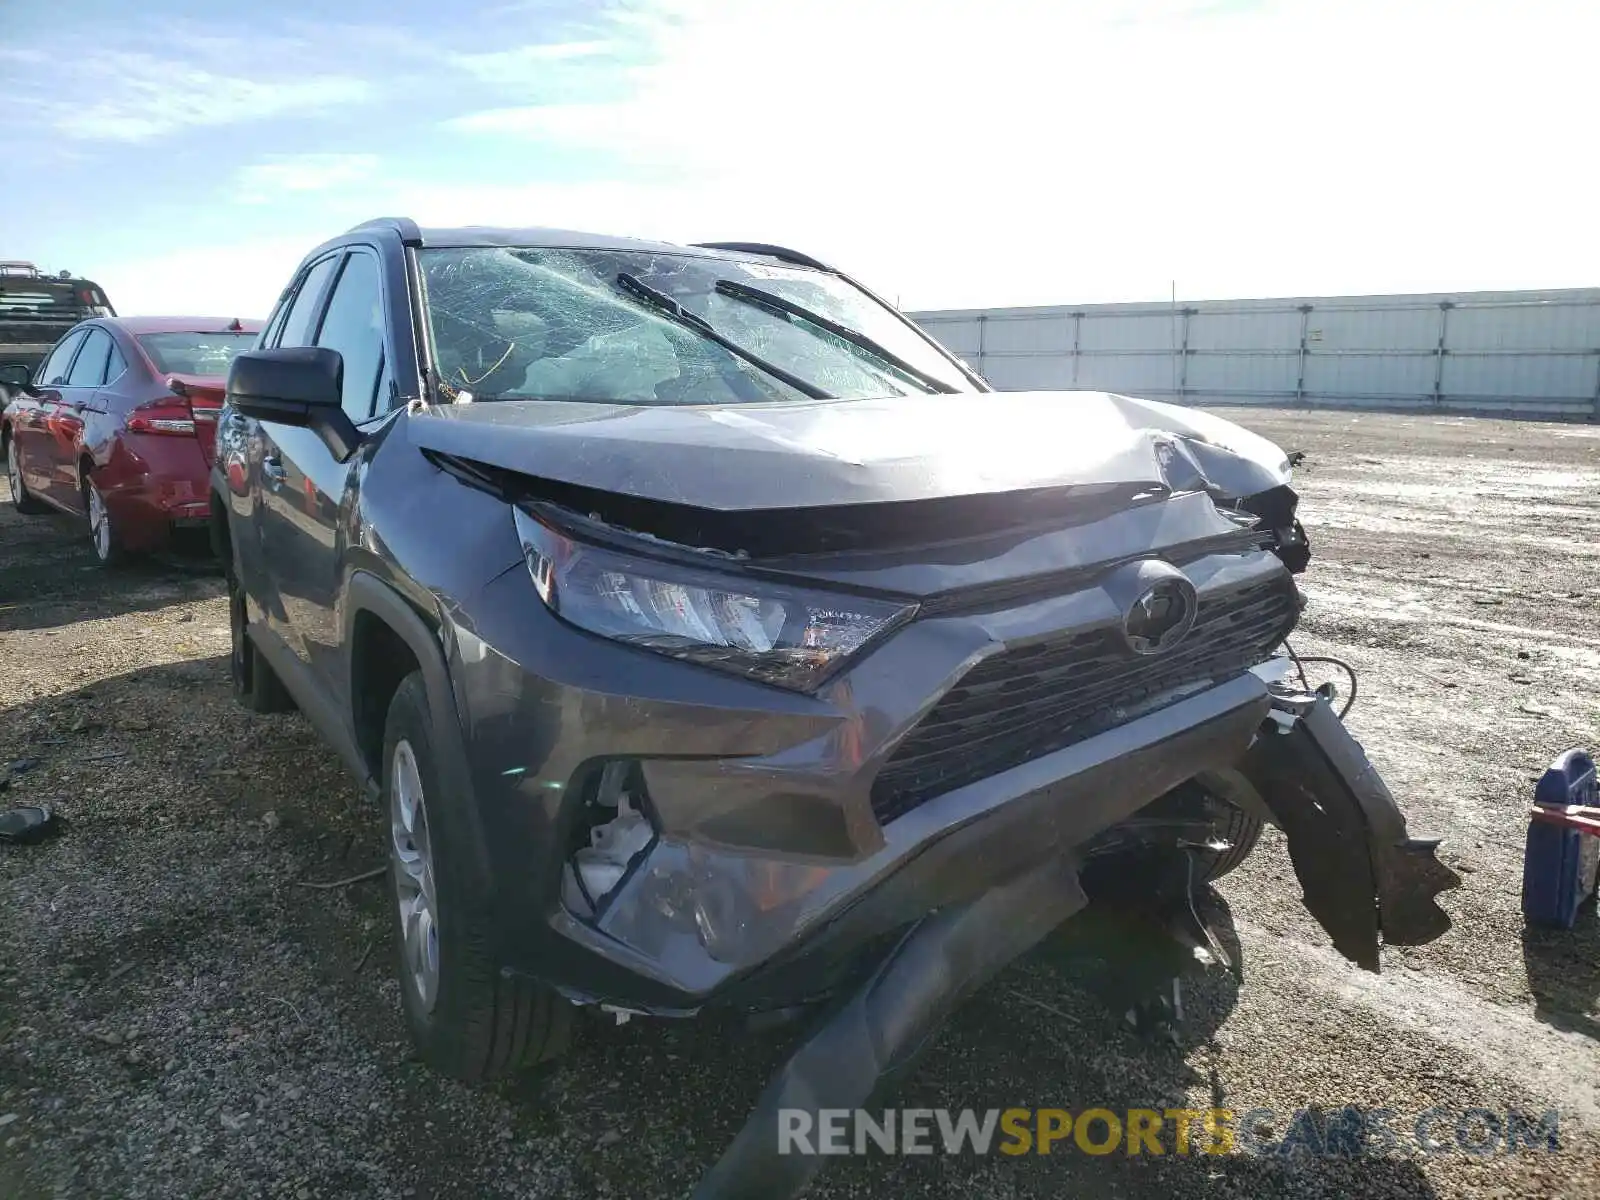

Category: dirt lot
[2, 408, 1598, 1200]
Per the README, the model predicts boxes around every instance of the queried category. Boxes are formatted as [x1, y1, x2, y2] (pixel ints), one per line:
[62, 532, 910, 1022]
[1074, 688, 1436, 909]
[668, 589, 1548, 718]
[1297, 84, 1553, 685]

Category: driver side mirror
[0, 362, 38, 395]
[227, 347, 361, 462]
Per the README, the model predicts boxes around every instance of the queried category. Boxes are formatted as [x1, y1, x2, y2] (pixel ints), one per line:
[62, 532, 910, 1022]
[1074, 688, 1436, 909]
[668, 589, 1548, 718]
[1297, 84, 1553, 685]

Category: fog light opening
[565, 760, 656, 917]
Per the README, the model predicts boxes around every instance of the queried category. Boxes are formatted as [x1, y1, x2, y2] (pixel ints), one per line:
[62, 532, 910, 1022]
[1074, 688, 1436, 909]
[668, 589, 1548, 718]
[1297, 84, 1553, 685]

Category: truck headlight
[514, 508, 915, 692]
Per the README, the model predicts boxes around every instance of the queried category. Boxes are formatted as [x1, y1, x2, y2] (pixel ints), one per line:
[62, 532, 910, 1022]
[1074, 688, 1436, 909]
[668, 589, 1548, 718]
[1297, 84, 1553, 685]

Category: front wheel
[383, 671, 570, 1081]
[5, 437, 47, 515]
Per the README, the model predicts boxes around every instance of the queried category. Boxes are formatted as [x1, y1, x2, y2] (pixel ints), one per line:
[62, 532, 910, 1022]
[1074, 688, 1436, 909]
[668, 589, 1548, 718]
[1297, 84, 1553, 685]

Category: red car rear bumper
[99, 434, 212, 551]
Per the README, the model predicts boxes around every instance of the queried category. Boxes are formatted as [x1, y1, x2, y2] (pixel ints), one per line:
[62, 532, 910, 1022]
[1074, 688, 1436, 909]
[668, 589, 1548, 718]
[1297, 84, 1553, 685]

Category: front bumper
[581, 675, 1269, 1006]
[451, 541, 1302, 1013]
[449, 517, 1452, 1014]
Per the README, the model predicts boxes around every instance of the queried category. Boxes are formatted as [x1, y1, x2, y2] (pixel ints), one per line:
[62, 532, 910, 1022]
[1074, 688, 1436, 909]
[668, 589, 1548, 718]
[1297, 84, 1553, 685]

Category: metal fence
[911, 288, 1600, 420]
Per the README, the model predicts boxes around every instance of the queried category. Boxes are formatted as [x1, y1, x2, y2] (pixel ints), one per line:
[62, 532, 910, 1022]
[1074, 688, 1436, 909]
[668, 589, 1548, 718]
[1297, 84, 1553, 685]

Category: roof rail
[0, 261, 40, 277]
[346, 217, 423, 246]
[691, 242, 833, 272]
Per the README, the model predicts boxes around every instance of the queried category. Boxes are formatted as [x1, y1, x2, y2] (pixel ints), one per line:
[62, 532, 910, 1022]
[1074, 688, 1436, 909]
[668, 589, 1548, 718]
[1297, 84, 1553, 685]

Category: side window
[67, 329, 112, 386]
[38, 330, 87, 386]
[104, 342, 128, 385]
[259, 290, 292, 349]
[276, 256, 339, 349]
[374, 351, 395, 413]
[313, 251, 385, 424]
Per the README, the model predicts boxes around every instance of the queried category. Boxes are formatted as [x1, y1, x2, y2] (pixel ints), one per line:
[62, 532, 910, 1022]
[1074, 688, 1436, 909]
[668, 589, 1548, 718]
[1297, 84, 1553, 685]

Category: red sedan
[2, 316, 262, 565]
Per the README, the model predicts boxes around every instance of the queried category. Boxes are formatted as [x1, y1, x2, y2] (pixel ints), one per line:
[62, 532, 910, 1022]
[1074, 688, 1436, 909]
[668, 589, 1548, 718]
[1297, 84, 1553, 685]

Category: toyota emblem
[1121, 578, 1197, 655]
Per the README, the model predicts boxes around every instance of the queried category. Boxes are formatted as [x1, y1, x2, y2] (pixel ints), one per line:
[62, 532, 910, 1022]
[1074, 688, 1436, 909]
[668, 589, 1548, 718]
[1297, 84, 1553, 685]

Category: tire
[228, 576, 295, 713]
[383, 671, 571, 1082]
[5, 435, 47, 515]
[1187, 770, 1267, 881]
[82, 475, 129, 567]
[1114, 778, 1263, 882]
[1198, 802, 1263, 881]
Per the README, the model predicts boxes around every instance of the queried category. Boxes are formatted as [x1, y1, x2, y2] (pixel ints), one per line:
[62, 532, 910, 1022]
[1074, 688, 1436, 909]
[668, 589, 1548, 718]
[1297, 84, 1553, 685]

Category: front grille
[869, 576, 1300, 823]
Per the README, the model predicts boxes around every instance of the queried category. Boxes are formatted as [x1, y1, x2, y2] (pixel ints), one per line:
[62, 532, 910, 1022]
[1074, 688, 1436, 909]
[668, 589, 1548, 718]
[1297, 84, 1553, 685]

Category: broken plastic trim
[1234, 484, 1312, 574]
[0, 802, 60, 845]
[1238, 691, 1460, 970]
[691, 857, 1088, 1200]
[566, 761, 657, 914]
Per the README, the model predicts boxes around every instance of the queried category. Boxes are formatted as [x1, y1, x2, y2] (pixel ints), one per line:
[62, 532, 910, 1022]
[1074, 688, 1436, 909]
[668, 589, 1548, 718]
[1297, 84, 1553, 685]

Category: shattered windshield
[417, 245, 975, 404]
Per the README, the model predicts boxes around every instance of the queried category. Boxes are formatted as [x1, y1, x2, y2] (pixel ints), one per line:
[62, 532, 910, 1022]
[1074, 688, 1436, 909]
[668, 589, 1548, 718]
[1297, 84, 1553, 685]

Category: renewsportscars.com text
[776, 1107, 1561, 1158]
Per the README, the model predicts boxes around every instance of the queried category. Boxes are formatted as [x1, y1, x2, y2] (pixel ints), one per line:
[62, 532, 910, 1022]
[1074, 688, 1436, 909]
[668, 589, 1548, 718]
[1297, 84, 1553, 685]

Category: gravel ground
[2, 407, 1599, 1199]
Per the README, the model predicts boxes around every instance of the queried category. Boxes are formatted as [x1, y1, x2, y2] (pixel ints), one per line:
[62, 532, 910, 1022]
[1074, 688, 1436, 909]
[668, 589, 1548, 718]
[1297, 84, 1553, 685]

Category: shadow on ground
[0, 506, 220, 634]
[1522, 901, 1600, 1044]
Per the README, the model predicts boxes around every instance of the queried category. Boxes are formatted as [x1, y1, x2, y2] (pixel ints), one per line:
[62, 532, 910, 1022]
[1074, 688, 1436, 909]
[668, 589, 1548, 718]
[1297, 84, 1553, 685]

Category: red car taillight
[127, 401, 196, 436]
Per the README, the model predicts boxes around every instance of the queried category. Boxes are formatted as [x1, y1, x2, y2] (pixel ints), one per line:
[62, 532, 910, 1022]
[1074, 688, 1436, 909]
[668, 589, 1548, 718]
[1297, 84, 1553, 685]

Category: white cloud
[234, 154, 382, 204]
[449, 40, 623, 86]
[425, 0, 1600, 308]
[66, 71, 370, 141]
[93, 237, 314, 320]
[2, 29, 374, 142]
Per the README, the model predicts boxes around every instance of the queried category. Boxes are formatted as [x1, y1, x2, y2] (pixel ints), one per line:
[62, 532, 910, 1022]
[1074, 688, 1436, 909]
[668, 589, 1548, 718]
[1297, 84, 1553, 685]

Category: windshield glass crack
[417, 245, 974, 406]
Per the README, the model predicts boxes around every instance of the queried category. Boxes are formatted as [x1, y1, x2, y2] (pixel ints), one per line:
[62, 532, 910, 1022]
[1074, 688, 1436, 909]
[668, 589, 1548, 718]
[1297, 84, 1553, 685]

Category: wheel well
[78, 452, 94, 487]
[350, 609, 422, 778]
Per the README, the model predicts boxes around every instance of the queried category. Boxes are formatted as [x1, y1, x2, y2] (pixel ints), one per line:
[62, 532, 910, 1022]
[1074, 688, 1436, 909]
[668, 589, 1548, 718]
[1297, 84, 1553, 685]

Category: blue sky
[2, 0, 1595, 318]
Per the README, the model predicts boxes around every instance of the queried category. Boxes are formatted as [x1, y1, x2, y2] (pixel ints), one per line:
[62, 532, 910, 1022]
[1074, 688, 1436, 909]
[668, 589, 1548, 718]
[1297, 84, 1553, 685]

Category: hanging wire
[1284, 640, 1359, 718]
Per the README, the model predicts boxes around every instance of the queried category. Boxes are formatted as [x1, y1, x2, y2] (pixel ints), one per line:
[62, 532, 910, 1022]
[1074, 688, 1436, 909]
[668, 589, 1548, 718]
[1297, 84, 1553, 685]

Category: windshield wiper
[713, 279, 959, 395]
[614, 273, 833, 400]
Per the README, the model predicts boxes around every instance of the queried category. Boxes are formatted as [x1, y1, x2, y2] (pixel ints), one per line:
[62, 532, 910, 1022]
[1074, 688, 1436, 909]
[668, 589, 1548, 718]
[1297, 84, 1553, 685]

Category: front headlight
[513, 508, 915, 691]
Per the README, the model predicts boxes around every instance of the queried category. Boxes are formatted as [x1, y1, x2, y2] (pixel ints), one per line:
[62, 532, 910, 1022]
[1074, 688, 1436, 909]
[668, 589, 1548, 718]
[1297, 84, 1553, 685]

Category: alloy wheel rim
[390, 739, 441, 1012]
[87, 484, 110, 560]
[6, 442, 21, 500]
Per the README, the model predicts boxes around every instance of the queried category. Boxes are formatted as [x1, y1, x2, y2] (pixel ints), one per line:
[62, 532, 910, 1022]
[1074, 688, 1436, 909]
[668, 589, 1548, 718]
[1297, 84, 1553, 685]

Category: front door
[13, 327, 85, 509]
[52, 326, 115, 509]
[247, 253, 339, 666]
[256, 247, 390, 687]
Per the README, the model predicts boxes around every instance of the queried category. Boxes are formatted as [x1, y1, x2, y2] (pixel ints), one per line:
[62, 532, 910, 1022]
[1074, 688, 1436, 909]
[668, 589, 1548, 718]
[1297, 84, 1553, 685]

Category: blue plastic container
[1522, 748, 1600, 930]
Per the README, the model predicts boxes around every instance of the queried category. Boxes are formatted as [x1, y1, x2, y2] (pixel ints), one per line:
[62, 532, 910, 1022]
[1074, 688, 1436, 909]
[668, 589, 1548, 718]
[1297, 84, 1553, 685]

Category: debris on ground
[0, 802, 60, 845]
[1520, 700, 1567, 719]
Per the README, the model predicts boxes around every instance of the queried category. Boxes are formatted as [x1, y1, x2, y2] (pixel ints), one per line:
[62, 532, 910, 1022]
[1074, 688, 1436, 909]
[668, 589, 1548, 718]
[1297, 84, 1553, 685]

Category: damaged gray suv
[212, 219, 1458, 1199]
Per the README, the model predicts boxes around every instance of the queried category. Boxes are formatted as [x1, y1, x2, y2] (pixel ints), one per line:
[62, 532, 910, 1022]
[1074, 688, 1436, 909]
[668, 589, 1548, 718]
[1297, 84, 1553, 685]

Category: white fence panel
[911, 288, 1600, 420]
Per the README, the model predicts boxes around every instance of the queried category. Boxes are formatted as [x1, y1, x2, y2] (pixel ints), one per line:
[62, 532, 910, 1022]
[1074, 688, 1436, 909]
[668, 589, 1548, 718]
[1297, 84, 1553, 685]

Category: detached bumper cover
[1238, 690, 1461, 971]
[693, 857, 1090, 1200]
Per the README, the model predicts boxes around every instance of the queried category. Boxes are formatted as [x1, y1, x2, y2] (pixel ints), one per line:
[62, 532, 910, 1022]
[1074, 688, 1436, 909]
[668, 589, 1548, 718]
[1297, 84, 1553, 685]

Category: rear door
[258, 247, 389, 683]
[52, 326, 115, 506]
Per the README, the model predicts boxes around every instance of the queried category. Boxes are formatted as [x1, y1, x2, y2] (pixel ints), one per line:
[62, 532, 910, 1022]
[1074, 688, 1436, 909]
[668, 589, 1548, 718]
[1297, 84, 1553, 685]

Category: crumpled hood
[406, 390, 1292, 511]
